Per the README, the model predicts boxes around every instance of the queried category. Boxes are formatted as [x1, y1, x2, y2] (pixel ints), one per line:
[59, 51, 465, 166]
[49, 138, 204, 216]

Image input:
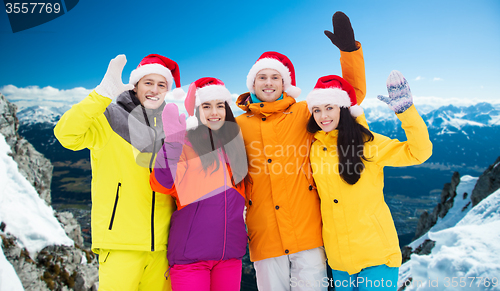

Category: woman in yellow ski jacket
[306, 71, 432, 290]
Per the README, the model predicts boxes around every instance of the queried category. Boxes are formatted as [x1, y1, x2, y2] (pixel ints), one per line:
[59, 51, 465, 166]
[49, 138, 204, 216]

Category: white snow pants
[253, 247, 327, 291]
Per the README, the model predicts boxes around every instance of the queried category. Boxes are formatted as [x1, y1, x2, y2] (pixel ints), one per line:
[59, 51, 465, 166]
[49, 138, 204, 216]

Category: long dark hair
[186, 102, 247, 186]
[307, 107, 374, 185]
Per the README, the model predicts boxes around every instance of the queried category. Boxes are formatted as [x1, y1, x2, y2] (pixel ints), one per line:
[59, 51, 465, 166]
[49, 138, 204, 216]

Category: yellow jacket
[54, 90, 176, 253]
[236, 45, 366, 262]
[310, 105, 432, 274]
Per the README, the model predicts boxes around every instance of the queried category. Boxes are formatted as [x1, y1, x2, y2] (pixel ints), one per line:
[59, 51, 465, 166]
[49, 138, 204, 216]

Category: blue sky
[1, 0, 499, 104]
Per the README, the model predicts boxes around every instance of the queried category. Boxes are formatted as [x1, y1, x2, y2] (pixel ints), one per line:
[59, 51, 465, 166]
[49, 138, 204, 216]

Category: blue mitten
[377, 70, 413, 114]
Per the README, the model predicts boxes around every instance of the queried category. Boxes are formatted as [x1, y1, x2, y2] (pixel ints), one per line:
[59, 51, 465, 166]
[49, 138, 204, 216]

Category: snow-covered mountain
[364, 99, 500, 130]
[0, 134, 73, 253]
[369, 101, 500, 165]
[367, 101, 500, 165]
[16, 105, 70, 126]
[0, 133, 74, 291]
[398, 168, 500, 291]
[363, 101, 500, 235]
[0, 94, 99, 291]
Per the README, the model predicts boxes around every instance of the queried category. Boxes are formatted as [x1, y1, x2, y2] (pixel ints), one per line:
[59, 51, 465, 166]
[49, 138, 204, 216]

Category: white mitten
[95, 55, 134, 100]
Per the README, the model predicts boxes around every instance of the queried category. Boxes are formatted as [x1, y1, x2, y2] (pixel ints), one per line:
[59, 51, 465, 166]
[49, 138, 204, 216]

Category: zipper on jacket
[149, 127, 158, 251]
[151, 191, 156, 251]
[142, 106, 159, 252]
[108, 182, 121, 230]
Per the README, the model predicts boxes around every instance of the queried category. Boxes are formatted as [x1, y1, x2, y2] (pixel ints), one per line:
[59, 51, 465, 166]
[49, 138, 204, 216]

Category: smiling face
[312, 104, 341, 133]
[199, 100, 226, 131]
[134, 74, 168, 109]
[253, 69, 284, 102]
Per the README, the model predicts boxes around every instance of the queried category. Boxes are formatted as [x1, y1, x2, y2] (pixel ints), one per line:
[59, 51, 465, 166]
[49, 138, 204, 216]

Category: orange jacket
[150, 144, 245, 210]
[236, 45, 366, 262]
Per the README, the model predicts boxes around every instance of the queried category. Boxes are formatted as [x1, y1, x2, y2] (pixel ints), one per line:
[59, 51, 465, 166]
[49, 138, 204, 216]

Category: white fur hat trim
[195, 85, 233, 107]
[306, 88, 351, 113]
[129, 63, 174, 91]
[246, 58, 300, 98]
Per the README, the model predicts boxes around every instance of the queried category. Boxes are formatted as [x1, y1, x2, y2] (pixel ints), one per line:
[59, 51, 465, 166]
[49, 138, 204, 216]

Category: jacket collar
[236, 92, 295, 116]
[314, 130, 339, 146]
[105, 90, 166, 155]
[116, 90, 165, 117]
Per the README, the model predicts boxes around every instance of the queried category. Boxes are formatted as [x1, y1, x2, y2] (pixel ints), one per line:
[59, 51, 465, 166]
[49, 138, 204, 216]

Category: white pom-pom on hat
[186, 116, 199, 130]
[349, 104, 364, 118]
[170, 87, 186, 100]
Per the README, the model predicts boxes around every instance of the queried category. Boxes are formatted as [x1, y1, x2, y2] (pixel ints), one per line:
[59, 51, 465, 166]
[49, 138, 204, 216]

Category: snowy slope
[398, 177, 500, 290]
[0, 133, 74, 290]
[408, 175, 478, 249]
[0, 244, 23, 291]
[0, 133, 73, 254]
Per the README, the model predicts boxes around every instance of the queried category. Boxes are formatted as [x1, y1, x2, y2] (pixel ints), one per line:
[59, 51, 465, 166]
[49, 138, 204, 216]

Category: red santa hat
[129, 54, 184, 99]
[184, 77, 233, 130]
[246, 51, 301, 98]
[306, 75, 363, 117]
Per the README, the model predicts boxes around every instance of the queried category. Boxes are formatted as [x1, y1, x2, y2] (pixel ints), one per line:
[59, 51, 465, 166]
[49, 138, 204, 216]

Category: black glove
[324, 11, 357, 52]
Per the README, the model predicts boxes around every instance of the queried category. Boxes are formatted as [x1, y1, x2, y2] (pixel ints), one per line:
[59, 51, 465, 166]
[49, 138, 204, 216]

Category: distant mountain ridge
[366, 102, 500, 170]
[16, 105, 69, 126]
[16, 97, 500, 127]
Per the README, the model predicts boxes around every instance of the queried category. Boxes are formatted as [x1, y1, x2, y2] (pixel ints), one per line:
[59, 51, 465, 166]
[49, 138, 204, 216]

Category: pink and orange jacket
[150, 140, 247, 266]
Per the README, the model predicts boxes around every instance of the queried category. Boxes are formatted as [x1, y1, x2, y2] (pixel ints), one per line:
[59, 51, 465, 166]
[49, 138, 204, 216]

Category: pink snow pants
[169, 258, 242, 291]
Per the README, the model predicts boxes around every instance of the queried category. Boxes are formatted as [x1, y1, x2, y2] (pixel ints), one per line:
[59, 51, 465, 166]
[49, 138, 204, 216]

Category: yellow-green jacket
[310, 105, 432, 275]
[54, 90, 176, 254]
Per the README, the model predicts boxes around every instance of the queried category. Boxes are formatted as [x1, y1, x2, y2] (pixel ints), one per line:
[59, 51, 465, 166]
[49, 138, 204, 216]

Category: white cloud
[414, 76, 443, 82]
[0, 85, 91, 110]
[1, 84, 245, 116]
